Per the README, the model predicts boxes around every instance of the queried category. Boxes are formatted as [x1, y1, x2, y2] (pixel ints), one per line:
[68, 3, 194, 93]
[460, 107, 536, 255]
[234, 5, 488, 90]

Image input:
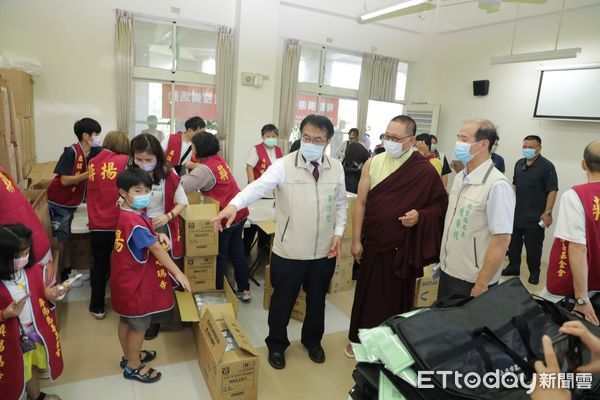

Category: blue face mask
[130, 193, 152, 210]
[264, 138, 278, 148]
[522, 148, 537, 160]
[454, 141, 479, 165]
[430, 143, 438, 152]
[300, 141, 325, 162]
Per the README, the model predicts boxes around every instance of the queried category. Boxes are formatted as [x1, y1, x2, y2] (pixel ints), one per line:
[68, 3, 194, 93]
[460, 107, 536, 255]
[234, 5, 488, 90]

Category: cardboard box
[23, 189, 51, 243]
[0, 84, 18, 179]
[182, 193, 220, 257]
[263, 287, 306, 322]
[177, 283, 256, 400]
[16, 117, 35, 177]
[328, 256, 354, 294]
[27, 162, 57, 187]
[413, 265, 440, 308]
[69, 233, 93, 270]
[184, 256, 217, 292]
[343, 193, 357, 239]
[0, 69, 34, 117]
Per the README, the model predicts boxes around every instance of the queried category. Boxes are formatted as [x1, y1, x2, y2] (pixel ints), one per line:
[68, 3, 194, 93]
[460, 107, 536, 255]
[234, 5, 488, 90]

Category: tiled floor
[40, 259, 546, 399]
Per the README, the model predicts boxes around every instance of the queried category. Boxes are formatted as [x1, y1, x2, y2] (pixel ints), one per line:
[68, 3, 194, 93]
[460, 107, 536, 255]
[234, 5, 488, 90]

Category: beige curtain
[278, 39, 301, 146]
[216, 25, 234, 162]
[356, 54, 400, 139]
[115, 10, 134, 134]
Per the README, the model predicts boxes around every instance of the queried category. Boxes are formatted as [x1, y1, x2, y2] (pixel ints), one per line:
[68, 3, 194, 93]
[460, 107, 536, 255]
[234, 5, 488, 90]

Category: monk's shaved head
[584, 140, 600, 173]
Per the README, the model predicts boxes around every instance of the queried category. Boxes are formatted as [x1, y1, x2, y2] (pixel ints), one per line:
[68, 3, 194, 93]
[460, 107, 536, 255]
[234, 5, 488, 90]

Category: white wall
[430, 5, 600, 263]
[0, 0, 235, 163]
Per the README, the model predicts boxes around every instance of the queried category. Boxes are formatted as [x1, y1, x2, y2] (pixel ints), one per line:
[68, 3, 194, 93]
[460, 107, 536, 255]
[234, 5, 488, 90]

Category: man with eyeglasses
[346, 115, 448, 358]
[211, 114, 348, 370]
[438, 120, 516, 299]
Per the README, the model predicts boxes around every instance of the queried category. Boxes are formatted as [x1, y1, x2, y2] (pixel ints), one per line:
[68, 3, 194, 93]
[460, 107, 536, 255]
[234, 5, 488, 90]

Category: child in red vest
[0, 224, 67, 400]
[47, 118, 103, 284]
[130, 134, 188, 340]
[181, 132, 252, 301]
[111, 168, 190, 383]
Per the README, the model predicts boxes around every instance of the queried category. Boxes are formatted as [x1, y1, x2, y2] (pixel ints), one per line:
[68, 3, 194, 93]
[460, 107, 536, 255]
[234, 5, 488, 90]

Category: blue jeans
[216, 218, 250, 292]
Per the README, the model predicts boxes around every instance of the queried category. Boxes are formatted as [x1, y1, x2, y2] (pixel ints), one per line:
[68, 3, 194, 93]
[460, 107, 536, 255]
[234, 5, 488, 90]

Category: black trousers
[437, 270, 498, 300]
[89, 231, 115, 311]
[265, 253, 336, 353]
[506, 225, 545, 276]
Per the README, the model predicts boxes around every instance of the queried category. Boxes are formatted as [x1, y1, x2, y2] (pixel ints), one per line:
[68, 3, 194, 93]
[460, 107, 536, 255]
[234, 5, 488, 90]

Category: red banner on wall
[294, 94, 339, 125]
[162, 84, 217, 121]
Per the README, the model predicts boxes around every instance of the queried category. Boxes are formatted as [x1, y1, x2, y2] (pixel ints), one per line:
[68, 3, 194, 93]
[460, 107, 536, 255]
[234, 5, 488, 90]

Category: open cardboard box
[177, 281, 258, 400]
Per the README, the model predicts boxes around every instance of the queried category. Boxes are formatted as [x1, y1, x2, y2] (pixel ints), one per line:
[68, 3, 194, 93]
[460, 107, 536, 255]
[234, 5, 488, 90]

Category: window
[395, 63, 408, 102]
[366, 100, 404, 150]
[324, 52, 362, 90]
[131, 18, 217, 136]
[298, 47, 321, 84]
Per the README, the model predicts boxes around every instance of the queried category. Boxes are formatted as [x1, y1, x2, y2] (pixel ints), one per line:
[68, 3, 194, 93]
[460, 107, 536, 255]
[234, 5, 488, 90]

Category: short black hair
[348, 128, 359, 135]
[129, 134, 168, 185]
[0, 224, 35, 280]
[261, 124, 279, 136]
[584, 141, 600, 173]
[74, 118, 101, 141]
[193, 132, 220, 158]
[523, 135, 542, 146]
[390, 115, 417, 136]
[430, 134, 438, 141]
[416, 133, 432, 150]
[116, 167, 154, 193]
[185, 116, 206, 132]
[472, 120, 498, 153]
[299, 114, 335, 139]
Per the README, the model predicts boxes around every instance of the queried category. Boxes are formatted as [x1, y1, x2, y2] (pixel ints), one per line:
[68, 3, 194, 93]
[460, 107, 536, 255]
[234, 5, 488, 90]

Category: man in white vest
[438, 120, 515, 298]
[212, 114, 348, 370]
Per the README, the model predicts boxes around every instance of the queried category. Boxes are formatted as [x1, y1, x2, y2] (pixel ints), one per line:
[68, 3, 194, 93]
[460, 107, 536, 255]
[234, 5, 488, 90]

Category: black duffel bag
[386, 278, 558, 399]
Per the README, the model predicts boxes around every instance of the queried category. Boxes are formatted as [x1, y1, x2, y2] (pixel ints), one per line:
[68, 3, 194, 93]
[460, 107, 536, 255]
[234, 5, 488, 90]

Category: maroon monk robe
[348, 152, 448, 343]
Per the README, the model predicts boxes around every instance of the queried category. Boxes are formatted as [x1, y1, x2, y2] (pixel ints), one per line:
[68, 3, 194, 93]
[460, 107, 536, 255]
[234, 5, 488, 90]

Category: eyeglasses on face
[382, 134, 411, 143]
[301, 134, 327, 145]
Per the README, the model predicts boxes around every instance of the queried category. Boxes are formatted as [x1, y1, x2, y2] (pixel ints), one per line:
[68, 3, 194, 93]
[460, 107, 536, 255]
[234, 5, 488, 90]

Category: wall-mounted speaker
[473, 80, 490, 96]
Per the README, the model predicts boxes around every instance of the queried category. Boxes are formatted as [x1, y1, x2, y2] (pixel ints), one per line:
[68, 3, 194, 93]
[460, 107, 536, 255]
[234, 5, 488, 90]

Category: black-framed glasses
[382, 134, 411, 143]
[301, 134, 327, 145]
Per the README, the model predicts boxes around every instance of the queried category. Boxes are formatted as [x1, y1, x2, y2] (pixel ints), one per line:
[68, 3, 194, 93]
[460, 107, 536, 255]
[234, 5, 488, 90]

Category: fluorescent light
[490, 48, 581, 65]
[357, 0, 432, 23]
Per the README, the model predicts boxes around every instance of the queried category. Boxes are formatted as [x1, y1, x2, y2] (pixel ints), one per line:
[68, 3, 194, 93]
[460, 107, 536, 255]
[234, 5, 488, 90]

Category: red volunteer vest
[110, 208, 175, 317]
[87, 150, 129, 231]
[0, 167, 50, 263]
[165, 132, 198, 170]
[164, 171, 183, 259]
[0, 265, 64, 400]
[47, 143, 87, 207]
[202, 154, 249, 226]
[253, 143, 283, 180]
[547, 182, 600, 296]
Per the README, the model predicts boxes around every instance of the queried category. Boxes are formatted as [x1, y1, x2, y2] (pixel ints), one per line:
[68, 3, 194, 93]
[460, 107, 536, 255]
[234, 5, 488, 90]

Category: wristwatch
[576, 297, 590, 305]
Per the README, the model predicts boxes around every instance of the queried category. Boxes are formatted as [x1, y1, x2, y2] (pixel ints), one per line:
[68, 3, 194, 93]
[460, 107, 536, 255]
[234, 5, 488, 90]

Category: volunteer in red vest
[0, 167, 51, 269]
[545, 140, 600, 325]
[182, 131, 252, 301]
[111, 168, 191, 384]
[130, 133, 188, 340]
[243, 123, 283, 255]
[0, 224, 66, 400]
[47, 118, 103, 284]
[161, 116, 206, 176]
[86, 131, 130, 319]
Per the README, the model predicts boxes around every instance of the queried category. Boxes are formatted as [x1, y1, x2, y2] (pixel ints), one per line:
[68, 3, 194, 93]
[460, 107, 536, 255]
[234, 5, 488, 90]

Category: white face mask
[91, 135, 102, 147]
[135, 159, 157, 172]
[383, 138, 411, 158]
[14, 254, 29, 271]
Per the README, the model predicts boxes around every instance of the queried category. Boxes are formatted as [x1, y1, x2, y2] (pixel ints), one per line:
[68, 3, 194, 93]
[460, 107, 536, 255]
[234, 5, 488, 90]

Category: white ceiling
[281, 0, 600, 35]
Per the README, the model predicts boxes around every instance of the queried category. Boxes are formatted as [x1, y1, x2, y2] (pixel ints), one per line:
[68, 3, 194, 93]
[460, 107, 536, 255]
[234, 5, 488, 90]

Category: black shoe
[501, 267, 520, 277]
[307, 345, 325, 364]
[268, 351, 285, 369]
[528, 274, 540, 285]
[144, 324, 160, 340]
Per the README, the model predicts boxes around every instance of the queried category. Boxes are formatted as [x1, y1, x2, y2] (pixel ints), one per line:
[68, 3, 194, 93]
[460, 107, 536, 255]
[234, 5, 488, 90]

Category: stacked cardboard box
[181, 192, 220, 292]
[26, 161, 56, 189]
[263, 264, 306, 322]
[343, 193, 357, 239]
[178, 281, 259, 400]
[22, 188, 51, 242]
[328, 238, 354, 294]
[0, 69, 35, 183]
